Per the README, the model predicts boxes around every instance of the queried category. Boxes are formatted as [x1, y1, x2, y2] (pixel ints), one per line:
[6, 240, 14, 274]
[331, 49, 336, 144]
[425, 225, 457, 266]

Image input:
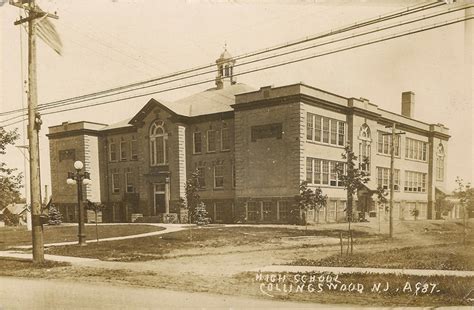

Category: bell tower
[215, 47, 236, 89]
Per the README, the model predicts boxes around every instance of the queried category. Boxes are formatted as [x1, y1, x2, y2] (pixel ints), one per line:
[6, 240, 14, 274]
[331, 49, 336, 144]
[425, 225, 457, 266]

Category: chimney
[401, 91, 415, 118]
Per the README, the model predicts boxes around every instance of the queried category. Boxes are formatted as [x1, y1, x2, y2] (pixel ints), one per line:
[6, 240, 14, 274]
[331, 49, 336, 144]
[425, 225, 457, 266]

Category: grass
[0, 224, 164, 250]
[0, 258, 70, 273]
[290, 242, 474, 271]
[45, 226, 371, 261]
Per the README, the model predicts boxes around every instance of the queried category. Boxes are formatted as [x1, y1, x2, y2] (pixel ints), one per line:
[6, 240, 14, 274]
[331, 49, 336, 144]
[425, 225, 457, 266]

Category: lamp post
[66, 160, 91, 246]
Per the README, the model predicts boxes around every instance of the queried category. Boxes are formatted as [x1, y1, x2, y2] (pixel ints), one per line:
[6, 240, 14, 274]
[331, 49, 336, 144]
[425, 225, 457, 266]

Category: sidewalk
[252, 265, 474, 277]
[10, 223, 187, 249]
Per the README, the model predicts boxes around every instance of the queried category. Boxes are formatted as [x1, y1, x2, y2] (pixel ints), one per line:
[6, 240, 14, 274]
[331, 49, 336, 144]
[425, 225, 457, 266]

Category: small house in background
[1, 203, 29, 226]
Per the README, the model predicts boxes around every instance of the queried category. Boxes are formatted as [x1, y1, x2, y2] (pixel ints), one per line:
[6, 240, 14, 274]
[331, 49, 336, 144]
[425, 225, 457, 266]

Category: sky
[0, 0, 472, 201]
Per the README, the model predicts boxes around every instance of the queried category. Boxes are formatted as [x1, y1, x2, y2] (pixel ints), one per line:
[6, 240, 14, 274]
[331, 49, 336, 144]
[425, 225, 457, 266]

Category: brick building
[48, 50, 450, 223]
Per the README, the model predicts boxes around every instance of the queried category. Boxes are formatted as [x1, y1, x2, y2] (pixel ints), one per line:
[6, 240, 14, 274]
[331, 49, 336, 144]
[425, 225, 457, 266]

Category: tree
[86, 200, 106, 242]
[185, 169, 202, 224]
[454, 177, 473, 246]
[0, 128, 23, 210]
[298, 181, 327, 230]
[194, 201, 209, 226]
[47, 204, 62, 225]
[374, 186, 388, 233]
[335, 145, 370, 254]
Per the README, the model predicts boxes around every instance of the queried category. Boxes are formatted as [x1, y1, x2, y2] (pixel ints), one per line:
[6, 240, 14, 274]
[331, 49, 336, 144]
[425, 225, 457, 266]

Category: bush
[48, 205, 62, 225]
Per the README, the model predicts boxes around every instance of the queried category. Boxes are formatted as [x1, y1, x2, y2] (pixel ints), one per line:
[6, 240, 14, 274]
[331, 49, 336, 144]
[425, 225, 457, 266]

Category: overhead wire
[3, 12, 469, 127]
[24, 2, 471, 117]
[0, 0, 445, 119]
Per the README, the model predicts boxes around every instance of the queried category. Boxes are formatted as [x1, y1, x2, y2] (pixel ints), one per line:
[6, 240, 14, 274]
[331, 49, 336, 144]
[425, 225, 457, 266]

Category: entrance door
[153, 183, 166, 215]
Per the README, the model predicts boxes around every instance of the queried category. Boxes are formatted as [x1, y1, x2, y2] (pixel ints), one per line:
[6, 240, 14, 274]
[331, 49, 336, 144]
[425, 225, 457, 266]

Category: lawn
[290, 242, 474, 271]
[45, 226, 372, 261]
[0, 224, 164, 250]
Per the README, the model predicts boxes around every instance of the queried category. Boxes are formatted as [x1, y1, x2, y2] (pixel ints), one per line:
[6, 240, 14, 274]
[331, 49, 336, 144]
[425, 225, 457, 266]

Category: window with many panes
[247, 201, 258, 221]
[109, 142, 117, 162]
[377, 131, 400, 156]
[197, 167, 206, 189]
[306, 157, 343, 187]
[207, 130, 217, 153]
[263, 201, 276, 221]
[125, 170, 134, 193]
[193, 132, 202, 154]
[149, 120, 168, 166]
[404, 171, 427, 192]
[130, 137, 138, 160]
[405, 138, 427, 161]
[376, 167, 400, 191]
[221, 128, 230, 151]
[278, 201, 289, 220]
[214, 164, 224, 188]
[306, 113, 345, 146]
[112, 173, 120, 193]
[120, 140, 127, 161]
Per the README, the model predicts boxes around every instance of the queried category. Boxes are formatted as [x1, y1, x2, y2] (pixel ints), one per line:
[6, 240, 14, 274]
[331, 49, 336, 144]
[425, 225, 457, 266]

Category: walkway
[11, 223, 188, 249]
[252, 265, 474, 277]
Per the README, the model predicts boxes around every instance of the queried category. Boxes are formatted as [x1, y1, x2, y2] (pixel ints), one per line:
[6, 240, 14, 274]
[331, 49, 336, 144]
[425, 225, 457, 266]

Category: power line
[0, 0, 445, 119]
[28, 3, 470, 116]
[3, 13, 470, 128]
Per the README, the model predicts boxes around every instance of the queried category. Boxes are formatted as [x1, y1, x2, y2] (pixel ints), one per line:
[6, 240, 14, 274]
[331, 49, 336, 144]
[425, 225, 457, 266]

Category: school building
[47, 50, 450, 223]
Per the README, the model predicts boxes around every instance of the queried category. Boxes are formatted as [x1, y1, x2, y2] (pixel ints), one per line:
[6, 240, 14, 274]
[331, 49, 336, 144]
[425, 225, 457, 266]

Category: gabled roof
[128, 83, 255, 125]
[5, 203, 28, 215]
[99, 118, 134, 131]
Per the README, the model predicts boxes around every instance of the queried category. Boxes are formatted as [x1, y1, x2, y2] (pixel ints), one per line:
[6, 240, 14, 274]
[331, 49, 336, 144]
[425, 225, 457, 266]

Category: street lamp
[66, 160, 91, 246]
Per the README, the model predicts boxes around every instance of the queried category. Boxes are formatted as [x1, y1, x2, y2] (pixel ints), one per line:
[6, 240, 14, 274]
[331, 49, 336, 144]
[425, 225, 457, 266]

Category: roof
[165, 83, 255, 117]
[5, 204, 28, 215]
[100, 117, 134, 131]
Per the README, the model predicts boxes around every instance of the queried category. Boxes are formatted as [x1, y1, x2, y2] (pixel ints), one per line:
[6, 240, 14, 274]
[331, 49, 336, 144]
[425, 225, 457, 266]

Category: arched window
[436, 143, 445, 181]
[358, 124, 371, 173]
[149, 120, 168, 166]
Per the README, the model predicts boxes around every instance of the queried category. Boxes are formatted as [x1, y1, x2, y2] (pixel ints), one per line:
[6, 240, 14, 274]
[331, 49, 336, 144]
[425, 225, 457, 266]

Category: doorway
[153, 183, 166, 215]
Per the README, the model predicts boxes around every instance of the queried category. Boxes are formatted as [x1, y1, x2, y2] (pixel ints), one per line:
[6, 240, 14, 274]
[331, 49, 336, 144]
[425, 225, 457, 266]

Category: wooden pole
[27, 0, 44, 263]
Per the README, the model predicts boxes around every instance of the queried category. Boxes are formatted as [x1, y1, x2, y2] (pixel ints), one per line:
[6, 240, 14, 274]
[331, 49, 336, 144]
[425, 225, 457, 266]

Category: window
[322, 118, 330, 143]
[215, 202, 224, 221]
[120, 140, 127, 161]
[193, 132, 202, 154]
[109, 143, 117, 162]
[405, 138, 427, 161]
[377, 131, 400, 156]
[197, 167, 206, 189]
[130, 138, 138, 160]
[307, 157, 343, 187]
[125, 171, 134, 193]
[221, 128, 230, 151]
[306, 113, 345, 146]
[436, 143, 445, 181]
[330, 120, 337, 145]
[404, 171, 427, 192]
[149, 120, 168, 166]
[263, 201, 276, 221]
[207, 130, 217, 152]
[278, 201, 289, 220]
[376, 167, 400, 191]
[214, 164, 224, 188]
[328, 201, 336, 220]
[338, 122, 345, 146]
[247, 201, 258, 221]
[306, 114, 314, 140]
[112, 173, 120, 193]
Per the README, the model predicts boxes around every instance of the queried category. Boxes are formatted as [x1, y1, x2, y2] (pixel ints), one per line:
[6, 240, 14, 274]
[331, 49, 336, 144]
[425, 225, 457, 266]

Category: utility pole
[384, 124, 405, 239]
[11, 0, 59, 264]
